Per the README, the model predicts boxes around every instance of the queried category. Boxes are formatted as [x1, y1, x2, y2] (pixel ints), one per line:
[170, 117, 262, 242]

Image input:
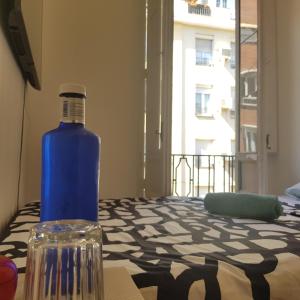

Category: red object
[0, 256, 18, 300]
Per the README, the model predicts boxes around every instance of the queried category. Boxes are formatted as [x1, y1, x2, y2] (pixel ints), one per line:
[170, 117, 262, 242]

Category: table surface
[15, 267, 144, 300]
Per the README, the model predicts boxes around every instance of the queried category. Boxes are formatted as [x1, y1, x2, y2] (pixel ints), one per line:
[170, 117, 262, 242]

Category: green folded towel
[204, 193, 283, 220]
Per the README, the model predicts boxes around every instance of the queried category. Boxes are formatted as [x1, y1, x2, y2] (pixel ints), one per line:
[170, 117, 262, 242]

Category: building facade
[172, 0, 236, 196]
[239, 0, 258, 153]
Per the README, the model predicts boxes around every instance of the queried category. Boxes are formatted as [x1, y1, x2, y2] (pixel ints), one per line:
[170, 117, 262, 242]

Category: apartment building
[172, 0, 236, 196]
[240, 0, 258, 153]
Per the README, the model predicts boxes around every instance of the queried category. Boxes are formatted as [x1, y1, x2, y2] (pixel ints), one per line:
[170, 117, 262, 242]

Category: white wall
[19, 0, 300, 202]
[0, 27, 25, 231]
[21, 0, 145, 203]
[266, 0, 300, 194]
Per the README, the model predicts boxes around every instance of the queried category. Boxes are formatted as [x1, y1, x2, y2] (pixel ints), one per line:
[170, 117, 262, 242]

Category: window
[222, 48, 231, 57]
[195, 139, 213, 168]
[241, 27, 257, 44]
[241, 126, 257, 153]
[241, 71, 257, 106]
[231, 140, 235, 154]
[216, 0, 228, 8]
[195, 88, 211, 116]
[196, 38, 213, 65]
[231, 86, 235, 110]
[239, 0, 259, 156]
[230, 42, 235, 68]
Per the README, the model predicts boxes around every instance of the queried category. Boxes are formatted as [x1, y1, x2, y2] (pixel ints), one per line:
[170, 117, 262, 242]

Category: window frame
[195, 38, 213, 66]
[195, 87, 213, 117]
[241, 125, 257, 153]
[230, 42, 236, 68]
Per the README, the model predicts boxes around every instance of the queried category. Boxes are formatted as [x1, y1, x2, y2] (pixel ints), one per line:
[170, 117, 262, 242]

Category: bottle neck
[61, 97, 85, 124]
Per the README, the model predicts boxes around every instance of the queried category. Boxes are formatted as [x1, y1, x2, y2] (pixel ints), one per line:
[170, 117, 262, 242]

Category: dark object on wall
[8, 0, 43, 90]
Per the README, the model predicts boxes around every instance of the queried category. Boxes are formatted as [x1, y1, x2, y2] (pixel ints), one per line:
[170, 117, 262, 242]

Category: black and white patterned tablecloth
[1, 196, 300, 300]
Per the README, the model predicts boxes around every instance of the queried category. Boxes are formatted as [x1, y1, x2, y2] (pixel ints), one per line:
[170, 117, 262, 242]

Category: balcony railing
[241, 96, 257, 107]
[171, 154, 235, 197]
[188, 4, 211, 16]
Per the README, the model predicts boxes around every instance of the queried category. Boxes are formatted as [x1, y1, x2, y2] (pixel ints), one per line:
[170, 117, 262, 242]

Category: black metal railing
[171, 154, 235, 197]
[188, 4, 211, 16]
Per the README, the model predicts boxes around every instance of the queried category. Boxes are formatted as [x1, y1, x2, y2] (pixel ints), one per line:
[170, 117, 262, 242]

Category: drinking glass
[24, 220, 104, 300]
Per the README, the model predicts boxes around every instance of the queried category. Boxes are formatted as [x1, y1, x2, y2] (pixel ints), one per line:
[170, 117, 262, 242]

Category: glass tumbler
[24, 220, 104, 300]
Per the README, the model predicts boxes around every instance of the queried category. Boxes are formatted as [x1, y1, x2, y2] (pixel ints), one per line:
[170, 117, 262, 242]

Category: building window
[241, 126, 257, 153]
[195, 88, 211, 116]
[231, 140, 235, 154]
[241, 71, 257, 106]
[230, 42, 235, 68]
[231, 86, 235, 109]
[241, 27, 257, 44]
[230, 110, 235, 118]
[195, 139, 213, 168]
[229, 85, 235, 117]
[196, 38, 213, 65]
[216, 0, 228, 8]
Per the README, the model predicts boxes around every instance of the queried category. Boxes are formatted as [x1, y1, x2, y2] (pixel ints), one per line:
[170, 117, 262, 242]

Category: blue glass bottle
[41, 84, 100, 222]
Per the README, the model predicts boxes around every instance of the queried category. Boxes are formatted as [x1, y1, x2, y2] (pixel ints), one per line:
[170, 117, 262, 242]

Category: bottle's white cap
[59, 83, 87, 98]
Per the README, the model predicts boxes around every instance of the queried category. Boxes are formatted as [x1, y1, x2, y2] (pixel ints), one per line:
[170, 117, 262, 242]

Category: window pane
[231, 86, 235, 108]
[231, 140, 235, 154]
[230, 42, 235, 68]
[196, 38, 212, 65]
[239, 0, 258, 153]
[195, 93, 201, 114]
[195, 89, 211, 115]
[242, 126, 257, 152]
[204, 94, 209, 114]
[241, 28, 257, 44]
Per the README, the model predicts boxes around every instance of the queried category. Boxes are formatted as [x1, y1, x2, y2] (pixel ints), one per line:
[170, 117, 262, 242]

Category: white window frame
[230, 42, 236, 68]
[195, 88, 212, 117]
[147, 0, 278, 195]
[240, 125, 257, 153]
[217, 0, 229, 8]
[195, 38, 213, 66]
